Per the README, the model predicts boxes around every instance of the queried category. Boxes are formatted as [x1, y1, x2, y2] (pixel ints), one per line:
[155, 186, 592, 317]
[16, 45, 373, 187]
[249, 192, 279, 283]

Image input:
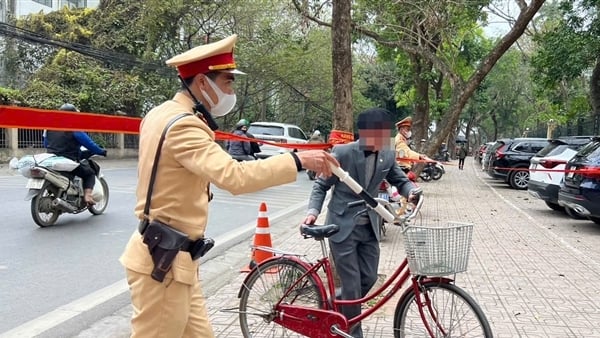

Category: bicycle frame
[244, 236, 453, 338]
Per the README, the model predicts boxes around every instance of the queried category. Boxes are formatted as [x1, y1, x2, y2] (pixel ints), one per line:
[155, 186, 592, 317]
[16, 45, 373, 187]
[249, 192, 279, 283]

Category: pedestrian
[119, 34, 338, 338]
[394, 116, 430, 172]
[458, 144, 467, 170]
[44, 103, 107, 205]
[227, 118, 259, 161]
[303, 108, 421, 338]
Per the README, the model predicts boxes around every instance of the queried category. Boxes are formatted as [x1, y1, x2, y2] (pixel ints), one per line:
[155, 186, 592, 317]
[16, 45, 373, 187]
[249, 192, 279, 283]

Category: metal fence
[0, 128, 139, 149]
[0, 128, 5, 148]
[527, 115, 600, 138]
[18, 129, 44, 148]
[124, 134, 139, 149]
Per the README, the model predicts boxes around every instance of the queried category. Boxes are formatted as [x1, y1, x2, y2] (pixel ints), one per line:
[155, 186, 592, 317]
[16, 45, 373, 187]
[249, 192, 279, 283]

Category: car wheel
[588, 216, 600, 225]
[544, 201, 564, 212]
[509, 169, 529, 190]
[564, 206, 586, 220]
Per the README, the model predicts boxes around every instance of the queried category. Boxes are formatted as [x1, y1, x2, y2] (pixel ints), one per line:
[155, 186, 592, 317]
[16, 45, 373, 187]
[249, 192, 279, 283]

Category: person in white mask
[394, 116, 429, 171]
[119, 34, 338, 338]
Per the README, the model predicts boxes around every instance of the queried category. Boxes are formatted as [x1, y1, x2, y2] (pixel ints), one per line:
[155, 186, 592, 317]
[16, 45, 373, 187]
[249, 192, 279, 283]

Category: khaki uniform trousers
[126, 268, 214, 338]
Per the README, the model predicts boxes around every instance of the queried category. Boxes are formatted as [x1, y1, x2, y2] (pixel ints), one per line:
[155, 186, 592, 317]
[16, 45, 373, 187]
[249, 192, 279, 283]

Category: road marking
[475, 168, 600, 271]
[0, 199, 308, 337]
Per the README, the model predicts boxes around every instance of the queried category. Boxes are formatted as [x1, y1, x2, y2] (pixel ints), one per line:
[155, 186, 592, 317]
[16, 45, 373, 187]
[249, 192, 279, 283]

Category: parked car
[247, 122, 309, 158]
[558, 136, 600, 224]
[488, 137, 549, 189]
[476, 142, 495, 164]
[528, 136, 595, 213]
[482, 139, 511, 172]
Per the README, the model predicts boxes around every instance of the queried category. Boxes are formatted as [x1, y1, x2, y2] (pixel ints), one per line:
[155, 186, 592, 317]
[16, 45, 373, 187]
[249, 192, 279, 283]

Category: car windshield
[248, 125, 284, 136]
[536, 141, 566, 157]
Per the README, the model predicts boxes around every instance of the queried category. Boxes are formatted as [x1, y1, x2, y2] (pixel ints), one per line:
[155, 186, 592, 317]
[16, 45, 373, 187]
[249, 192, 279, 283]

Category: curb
[20, 199, 310, 338]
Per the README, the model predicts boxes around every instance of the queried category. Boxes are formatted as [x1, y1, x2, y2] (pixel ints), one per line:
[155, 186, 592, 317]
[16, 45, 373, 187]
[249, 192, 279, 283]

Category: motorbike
[20, 152, 109, 227]
[418, 161, 445, 181]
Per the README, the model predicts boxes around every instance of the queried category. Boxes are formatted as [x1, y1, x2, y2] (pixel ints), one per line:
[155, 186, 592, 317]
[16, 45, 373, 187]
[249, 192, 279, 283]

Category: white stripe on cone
[258, 211, 268, 217]
[255, 228, 270, 234]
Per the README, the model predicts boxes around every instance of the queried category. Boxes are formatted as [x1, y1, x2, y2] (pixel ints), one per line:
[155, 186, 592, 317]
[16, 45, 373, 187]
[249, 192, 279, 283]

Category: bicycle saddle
[301, 224, 340, 239]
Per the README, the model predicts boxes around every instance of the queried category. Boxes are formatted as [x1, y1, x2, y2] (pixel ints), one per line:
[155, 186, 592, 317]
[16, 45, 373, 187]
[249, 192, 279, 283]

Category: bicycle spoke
[393, 282, 492, 338]
[239, 258, 324, 338]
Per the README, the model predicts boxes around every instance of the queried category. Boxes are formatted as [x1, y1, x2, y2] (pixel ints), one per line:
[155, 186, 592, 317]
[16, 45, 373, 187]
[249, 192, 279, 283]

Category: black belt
[138, 219, 213, 259]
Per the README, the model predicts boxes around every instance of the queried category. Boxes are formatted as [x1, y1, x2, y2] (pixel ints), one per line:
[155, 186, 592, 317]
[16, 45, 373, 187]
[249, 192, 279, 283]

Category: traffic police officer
[394, 116, 427, 171]
[119, 34, 337, 338]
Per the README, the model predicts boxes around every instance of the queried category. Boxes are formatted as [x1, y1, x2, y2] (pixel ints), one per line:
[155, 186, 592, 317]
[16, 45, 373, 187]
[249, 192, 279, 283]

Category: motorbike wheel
[431, 167, 443, 180]
[89, 177, 109, 215]
[31, 183, 60, 227]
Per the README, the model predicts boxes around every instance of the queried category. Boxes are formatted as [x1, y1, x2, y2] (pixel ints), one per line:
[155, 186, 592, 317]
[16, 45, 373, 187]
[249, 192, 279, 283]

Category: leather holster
[141, 220, 188, 282]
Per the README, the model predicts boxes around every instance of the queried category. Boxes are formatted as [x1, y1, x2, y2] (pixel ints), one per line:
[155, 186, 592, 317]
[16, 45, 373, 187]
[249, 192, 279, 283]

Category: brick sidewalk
[76, 157, 600, 338]
[204, 158, 600, 338]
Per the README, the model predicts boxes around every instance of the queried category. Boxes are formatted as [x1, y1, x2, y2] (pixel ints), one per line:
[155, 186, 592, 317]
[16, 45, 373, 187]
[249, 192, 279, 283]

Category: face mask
[404, 131, 412, 139]
[200, 76, 237, 117]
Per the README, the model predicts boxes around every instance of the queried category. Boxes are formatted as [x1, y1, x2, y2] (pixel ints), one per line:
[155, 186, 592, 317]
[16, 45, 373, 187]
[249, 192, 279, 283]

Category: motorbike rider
[43, 103, 107, 205]
[309, 130, 325, 143]
[394, 116, 430, 172]
[227, 118, 260, 161]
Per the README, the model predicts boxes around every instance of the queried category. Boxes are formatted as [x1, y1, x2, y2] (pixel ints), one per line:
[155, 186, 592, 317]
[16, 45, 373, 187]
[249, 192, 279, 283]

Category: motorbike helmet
[59, 103, 79, 112]
[235, 119, 250, 130]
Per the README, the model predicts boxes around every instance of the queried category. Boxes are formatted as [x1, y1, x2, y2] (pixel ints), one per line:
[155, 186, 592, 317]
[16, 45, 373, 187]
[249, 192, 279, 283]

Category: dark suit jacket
[307, 141, 416, 243]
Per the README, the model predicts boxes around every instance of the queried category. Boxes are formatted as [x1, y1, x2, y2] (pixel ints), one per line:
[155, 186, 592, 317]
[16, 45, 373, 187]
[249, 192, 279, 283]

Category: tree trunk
[410, 54, 431, 149]
[590, 57, 600, 134]
[331, 0, 353, 132]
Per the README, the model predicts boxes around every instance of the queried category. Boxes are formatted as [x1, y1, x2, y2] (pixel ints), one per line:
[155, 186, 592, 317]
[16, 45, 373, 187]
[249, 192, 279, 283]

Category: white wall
[16, 0, 99, 18]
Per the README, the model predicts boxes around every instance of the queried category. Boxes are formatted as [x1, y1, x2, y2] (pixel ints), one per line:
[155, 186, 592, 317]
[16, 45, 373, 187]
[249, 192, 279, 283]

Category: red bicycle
[236, 167, 492, 337]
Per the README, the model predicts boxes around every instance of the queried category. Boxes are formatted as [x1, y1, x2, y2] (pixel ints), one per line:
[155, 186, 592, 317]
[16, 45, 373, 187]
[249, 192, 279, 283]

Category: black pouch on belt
[188, 238, 215, 260]
[142, 221, 189, 282]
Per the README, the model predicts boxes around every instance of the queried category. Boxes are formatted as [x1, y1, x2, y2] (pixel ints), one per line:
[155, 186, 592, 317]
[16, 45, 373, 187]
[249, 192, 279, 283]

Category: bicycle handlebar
[330, 163, 424, 224]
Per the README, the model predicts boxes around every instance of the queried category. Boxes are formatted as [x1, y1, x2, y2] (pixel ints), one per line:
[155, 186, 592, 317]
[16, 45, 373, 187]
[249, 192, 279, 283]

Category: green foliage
[0, 87, 23, 105]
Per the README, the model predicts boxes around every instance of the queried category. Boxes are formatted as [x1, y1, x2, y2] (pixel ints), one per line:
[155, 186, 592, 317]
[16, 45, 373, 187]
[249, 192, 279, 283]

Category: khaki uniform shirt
[120, 93, 297, 285]
[394, 133, 420, 168]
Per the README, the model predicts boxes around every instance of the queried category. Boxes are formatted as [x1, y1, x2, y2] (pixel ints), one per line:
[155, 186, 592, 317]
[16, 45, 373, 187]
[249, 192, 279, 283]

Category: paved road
[0, 161, 315, 335]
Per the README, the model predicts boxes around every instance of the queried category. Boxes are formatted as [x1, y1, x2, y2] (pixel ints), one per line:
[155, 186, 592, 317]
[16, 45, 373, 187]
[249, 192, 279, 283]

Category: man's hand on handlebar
[408, 187, 423, 203]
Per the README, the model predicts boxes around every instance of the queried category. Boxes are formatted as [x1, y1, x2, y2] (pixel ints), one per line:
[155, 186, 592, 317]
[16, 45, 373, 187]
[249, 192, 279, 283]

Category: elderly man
[394, 116, 428, 171]
[304, 108, 420, 337]
[119, 34, 338, 338]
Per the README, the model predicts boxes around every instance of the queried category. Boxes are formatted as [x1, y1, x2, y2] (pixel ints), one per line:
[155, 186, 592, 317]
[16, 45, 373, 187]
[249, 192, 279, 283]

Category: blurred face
[358, 128, 392, 151]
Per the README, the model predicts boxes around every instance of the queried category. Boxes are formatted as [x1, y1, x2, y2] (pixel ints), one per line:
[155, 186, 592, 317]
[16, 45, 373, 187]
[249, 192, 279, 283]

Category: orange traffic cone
[241, 202, 274, 273]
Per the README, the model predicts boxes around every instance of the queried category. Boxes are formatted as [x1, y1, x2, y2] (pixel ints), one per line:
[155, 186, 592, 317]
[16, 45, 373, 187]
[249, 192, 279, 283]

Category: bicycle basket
[402, 222, 473, 276]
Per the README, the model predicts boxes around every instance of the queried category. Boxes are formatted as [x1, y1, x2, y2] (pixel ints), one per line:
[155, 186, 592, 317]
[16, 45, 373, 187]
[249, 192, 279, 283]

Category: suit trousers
[125, 268, 214, 338]
[329, 224, 380, 338]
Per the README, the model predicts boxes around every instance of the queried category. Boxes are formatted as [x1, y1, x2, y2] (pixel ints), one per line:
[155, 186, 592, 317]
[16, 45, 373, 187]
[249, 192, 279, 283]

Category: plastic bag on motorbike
[40, 156, 80, 171]
[92, 177, 104, 202]
[17, 153, 55, 177]
[17, 153, 80, 178]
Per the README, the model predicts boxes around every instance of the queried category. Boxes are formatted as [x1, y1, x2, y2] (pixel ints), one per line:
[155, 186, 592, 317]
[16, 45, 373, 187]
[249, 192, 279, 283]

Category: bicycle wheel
[393, 281, 492, 338]
[239, 257, 325, 337]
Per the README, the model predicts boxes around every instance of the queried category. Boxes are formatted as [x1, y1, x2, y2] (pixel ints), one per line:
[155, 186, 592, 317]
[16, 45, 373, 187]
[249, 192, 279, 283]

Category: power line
[0, 22, 173, 75]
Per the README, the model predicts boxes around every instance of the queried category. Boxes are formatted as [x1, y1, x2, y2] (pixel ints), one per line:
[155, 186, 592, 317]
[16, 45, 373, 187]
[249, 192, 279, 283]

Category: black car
[558, 136, 600, 224]
[489, 138, 549, 189]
